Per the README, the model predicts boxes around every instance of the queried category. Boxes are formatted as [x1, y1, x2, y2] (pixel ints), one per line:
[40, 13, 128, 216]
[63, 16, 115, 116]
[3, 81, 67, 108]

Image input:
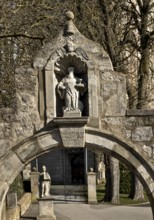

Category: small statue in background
[40, 165, 51, 197]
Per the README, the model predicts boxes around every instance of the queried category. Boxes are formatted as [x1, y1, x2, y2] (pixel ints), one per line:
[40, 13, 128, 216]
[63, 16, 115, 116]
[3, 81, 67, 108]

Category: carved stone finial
[66, 11, 74, 20]
[65, 11, 75, 35]
[90, 167, 94, 172]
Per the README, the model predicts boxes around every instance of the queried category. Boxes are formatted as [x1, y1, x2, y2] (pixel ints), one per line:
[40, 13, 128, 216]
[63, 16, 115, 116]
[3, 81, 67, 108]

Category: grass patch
[97, 183, 149, 205]
[119, 192, 148, 205]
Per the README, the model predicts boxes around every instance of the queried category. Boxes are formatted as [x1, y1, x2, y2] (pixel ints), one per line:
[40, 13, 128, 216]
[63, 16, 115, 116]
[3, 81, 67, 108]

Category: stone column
[30, 171, 39, 201]
[38, 68, 45, 121]
[37, 198, 56, 220]
[88, 68, 98, 117]
[45, 63, 56, 122]
[87, 169, 97, 204]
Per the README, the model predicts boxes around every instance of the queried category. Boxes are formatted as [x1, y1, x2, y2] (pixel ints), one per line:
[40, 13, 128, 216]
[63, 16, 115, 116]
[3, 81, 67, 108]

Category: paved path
[21, 202, 153, 220]
[54, 202, 152, 220]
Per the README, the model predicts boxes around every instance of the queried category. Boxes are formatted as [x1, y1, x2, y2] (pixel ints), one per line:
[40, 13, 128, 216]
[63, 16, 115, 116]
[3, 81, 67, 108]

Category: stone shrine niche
[34, 11, 113, 123]
[54, 54, 88, 117]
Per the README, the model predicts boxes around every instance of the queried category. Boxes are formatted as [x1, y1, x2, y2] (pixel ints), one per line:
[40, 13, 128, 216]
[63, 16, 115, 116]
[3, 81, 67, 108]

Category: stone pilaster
[87, 170, 97, 204]
[30, 171, 39, 201]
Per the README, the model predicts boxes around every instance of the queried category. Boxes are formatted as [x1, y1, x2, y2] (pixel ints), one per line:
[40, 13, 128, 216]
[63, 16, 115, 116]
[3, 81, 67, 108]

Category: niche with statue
[55, 54, 88, 117]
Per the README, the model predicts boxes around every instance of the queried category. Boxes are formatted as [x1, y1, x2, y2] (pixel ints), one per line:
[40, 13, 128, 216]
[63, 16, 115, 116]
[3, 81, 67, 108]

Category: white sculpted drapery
[57, 67, 85, 112]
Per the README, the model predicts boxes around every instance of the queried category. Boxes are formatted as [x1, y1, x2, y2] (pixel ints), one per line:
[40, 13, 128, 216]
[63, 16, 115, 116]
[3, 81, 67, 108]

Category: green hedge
[8, 173, 25, 199]
[120, 163, 131, 194]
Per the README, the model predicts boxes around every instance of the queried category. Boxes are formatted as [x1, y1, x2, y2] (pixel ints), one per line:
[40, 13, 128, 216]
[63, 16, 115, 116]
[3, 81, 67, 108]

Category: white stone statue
[40, 165, 51, 197]
[98, 161, 105, 182]
[57, 67, 85, 112]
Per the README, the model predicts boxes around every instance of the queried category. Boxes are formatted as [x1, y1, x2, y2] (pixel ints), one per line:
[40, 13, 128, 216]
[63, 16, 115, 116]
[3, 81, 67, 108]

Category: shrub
[8, 173, 25, 199]
[120, 162, 131, 194]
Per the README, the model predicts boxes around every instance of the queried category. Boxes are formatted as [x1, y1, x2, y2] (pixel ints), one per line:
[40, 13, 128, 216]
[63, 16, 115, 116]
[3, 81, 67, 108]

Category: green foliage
[8, 174, 25, 200]
[119, 163, 131, 194]
[97, 183, 106, 202]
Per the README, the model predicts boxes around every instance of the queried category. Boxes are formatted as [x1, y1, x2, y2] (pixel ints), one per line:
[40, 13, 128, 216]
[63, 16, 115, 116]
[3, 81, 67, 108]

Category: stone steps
[51, 184, 87, 196]
[20, 204, 38, 220]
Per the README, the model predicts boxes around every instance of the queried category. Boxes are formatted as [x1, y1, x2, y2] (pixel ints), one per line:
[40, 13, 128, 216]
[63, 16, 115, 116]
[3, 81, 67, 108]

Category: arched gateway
[0, 11, 154, 219]
[0, 127, 154, 218]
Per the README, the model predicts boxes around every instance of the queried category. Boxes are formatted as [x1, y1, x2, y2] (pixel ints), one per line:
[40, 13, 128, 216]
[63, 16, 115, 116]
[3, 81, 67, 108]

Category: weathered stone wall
[101, 110, 154, 158]
[99, 71, 128, 117]
[0, 67, 42, 158]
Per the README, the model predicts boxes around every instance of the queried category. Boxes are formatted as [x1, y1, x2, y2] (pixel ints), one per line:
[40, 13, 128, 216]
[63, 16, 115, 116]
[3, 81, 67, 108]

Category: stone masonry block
[14, 141, 42, 163]
[0, 152, 24, 184]
[0, 139, 10, 158]
[132, 126, 153, 142]
[7, 193, 17, 208]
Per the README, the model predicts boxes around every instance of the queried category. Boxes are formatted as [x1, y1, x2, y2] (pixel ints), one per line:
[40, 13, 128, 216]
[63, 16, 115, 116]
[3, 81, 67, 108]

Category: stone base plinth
[37, 198, 56, 220]
[63, 110, 81, 117]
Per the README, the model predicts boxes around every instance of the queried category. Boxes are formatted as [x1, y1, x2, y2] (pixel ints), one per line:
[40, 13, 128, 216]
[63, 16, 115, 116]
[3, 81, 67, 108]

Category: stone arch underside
[0, 127, 154, 218]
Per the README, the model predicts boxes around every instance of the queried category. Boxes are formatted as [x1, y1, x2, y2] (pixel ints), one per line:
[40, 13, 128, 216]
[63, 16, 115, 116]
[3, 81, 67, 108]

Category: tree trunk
[129, 172, 135, 199]
[110, 157, 120, 204]
[100, 0, 118, 70]
[104, 155, 112, 202]
[137, 48, 150, 108]
[104, 155, 120, 204]
[129, 173, 144, 200]
[133, 177, 144, 201]
[136, 2, 151, 108]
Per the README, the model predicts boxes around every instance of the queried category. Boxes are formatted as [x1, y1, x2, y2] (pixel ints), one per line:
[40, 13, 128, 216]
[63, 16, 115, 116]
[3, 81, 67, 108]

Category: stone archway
[0, 127, 154, 219]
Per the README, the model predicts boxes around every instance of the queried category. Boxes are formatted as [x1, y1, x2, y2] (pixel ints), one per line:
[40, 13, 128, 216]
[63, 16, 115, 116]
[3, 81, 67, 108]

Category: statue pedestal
[53, 117, 88, 148]
[63, 110, 81, 117]
[37, 198, 56, 220]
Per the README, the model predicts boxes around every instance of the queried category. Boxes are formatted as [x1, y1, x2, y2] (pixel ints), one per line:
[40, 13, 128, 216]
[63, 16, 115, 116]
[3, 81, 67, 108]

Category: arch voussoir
[12, 129, 62, 164]
[0, 151, 25, 216]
